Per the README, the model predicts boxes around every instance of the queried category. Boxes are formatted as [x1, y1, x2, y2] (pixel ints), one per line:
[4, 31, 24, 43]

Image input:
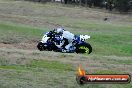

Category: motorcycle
[37, 32, 92, 54]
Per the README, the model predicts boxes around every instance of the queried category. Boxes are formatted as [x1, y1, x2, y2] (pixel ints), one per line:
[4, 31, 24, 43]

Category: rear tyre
[76, 43, 92, 54]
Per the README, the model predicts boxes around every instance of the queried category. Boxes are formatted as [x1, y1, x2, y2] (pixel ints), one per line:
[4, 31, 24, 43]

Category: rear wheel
[76, 43, 92, 54]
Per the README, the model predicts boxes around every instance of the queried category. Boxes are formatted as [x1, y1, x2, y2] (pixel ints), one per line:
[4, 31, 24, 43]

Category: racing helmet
[54, 27, 64, 35]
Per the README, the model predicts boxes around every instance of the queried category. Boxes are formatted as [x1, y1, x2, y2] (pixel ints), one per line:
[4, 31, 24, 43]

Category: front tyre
[37, 42, 46, 51]
[76, 43, 92, 54]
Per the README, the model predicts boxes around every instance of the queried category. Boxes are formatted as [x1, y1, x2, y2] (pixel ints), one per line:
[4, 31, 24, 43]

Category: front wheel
[37, 42, 46, 51]
[76, 43, 92, 54]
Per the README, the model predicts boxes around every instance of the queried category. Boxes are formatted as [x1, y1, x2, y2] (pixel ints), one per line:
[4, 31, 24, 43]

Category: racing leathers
[61, 30, 75, 52]
[46, 29, 75, 52]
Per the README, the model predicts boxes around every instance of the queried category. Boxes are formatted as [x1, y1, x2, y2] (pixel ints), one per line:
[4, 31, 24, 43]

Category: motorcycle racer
[49, 27, 75, 52]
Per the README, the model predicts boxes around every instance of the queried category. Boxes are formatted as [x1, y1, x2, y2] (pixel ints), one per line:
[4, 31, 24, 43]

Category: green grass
[0, 58, 76, 88]
[0, 58, 78, 88]
[29, 60, 74, 71]
[0, 22, 45, 44]
[0, 20, 131, 56]
[0, 58, 131, 88]
[94, 70, 121, 74]
[0, 22, 44, 37]
[0, 59, 74, 72]
[21, 14, 132, 56]
[0, 0, 132, 88]
[111, 59, 132, 65]
[52, 18, 132, 56]
[0, 0, 131, 56]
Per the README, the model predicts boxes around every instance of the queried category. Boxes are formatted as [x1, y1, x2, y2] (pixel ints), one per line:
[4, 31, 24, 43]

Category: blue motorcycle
[37, 32, 92, 54]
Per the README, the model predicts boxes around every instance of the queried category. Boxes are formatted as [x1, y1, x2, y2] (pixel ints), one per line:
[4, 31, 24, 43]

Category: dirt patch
[0, 43, 14, 48]
[15, 42, 37, 50]
[0, 41, 37, 50]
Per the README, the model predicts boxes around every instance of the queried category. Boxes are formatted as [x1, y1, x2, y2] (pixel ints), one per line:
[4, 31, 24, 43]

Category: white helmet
[54, 28, 64, 35]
